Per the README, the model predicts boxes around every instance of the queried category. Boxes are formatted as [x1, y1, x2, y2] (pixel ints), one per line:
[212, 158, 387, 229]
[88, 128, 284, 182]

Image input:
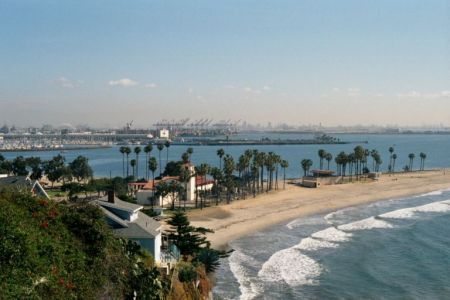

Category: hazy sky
[1, 0, 449, 127]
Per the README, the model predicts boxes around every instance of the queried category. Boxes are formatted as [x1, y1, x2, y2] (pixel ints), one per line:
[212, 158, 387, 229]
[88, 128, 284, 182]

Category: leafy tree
[26, 156, 43, 180]
[69, 156, 93, 182]
[181, 152, 190, 164]
[43, 154, 65, 187]
[12, 156, 28, 176]
[163, 161, 184, 177]
[155, 181, 170, 208]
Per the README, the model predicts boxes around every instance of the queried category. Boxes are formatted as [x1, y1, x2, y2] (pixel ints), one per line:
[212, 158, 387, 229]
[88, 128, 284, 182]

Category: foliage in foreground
[0, 188, 162, 299]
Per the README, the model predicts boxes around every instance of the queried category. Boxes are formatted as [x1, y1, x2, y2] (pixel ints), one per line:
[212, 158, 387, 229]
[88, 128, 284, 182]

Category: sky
[0, 0, 449, 128]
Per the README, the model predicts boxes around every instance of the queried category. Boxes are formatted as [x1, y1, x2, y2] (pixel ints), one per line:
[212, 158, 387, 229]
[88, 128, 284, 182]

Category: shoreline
[189, 170, 450, 250]
[0, 145, 112, 152]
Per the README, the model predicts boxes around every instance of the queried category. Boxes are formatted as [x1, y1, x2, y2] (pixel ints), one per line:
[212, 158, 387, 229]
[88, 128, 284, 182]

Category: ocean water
[213, 188, 450, 299]
[2, 133, 450, 178]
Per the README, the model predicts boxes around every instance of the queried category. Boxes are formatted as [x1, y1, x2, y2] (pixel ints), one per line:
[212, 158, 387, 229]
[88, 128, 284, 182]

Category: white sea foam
[414, 201, 450, 213]
[338, 216, 393, 231]
[380, 207, 416, 219]
[380, 200, 450, 220]
[311, 226, 353, 242]
[324, 207, 354, 224]
[417, 190, 443, 197]
[286, 215, 326, 229]
[294, 237, 338, 251]
[258, 248, 322, 286]
[228, 249, 261, 300]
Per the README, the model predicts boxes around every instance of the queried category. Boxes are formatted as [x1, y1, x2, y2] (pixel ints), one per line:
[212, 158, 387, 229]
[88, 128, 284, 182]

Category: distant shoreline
[0, 145, 112, 152]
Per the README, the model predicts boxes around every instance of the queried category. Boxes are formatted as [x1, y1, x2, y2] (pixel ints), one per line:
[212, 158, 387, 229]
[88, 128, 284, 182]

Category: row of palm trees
[154, 148, 291, 210]
[388, 147, 427, 172]
[119, 141, 171, 179]
[302, 146, 428, 178]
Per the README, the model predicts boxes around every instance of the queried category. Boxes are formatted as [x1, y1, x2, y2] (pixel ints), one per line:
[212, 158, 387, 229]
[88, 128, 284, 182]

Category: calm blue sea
[2, 133, 450, 178]
[213, 188, 450, 299]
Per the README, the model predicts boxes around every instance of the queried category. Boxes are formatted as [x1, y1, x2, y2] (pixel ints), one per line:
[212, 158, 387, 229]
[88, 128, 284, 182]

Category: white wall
[154, 233, 161, 262]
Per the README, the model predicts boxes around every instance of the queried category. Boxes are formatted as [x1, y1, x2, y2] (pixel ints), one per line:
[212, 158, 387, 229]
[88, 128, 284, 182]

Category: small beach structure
[0, 175, 49, 199]
[302, 169, 340, 187]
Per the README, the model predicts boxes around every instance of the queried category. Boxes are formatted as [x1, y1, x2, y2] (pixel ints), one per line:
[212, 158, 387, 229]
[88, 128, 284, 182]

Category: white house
[94, 192, 168, 262]
[132, 164, 214, 207]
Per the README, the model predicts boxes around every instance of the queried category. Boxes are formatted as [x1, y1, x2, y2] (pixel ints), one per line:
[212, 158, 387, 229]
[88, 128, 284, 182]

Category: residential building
[0, 175, 49, 199]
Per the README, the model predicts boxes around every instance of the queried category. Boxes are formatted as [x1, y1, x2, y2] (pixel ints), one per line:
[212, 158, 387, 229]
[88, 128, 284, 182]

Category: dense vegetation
[0, 188, 164, 299]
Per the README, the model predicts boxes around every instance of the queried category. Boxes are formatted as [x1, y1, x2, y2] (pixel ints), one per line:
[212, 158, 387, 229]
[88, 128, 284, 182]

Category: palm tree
[280, 160, 289, 189]
[186, 147, 194, 162]
[217, 148, 225, 169]
[354, 146, 365, 180]
[134, 146, 141, 179]
[130, 159, 136, 179]
[318, 149, 326, 170]
[348, 153, 356, 181]
[165, 140, 171, 169]
[157, 143, 164, 176]
[179, 167, 191, 210]
[148, 157, 158, 207]
[124, 146, 131, 177]
[408, 153, 415, 171]
[419, 152, 427, 171]
[392, 153, 397, 173]
[388, 146, 395, 172]
[223, 154, 235, 204]
[119, 146, 126, 177]
[325, 153, 333, 170]
[301, 159, 313, 177]
[196, 163, 210, 209]
[143, 144, 153, 180]
[209, 167, 223, 204]
[370, 150, 378, 172]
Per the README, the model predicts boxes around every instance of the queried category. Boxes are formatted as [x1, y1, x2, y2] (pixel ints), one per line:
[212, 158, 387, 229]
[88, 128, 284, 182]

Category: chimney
[108, 190, 115, 203]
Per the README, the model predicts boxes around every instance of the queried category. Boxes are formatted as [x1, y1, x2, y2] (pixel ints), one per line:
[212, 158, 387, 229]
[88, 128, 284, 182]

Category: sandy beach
[188, 170, 450, 249]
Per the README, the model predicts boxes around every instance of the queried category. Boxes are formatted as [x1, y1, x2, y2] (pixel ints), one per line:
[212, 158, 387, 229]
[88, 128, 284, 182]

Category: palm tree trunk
[122, 154, 125, 177]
